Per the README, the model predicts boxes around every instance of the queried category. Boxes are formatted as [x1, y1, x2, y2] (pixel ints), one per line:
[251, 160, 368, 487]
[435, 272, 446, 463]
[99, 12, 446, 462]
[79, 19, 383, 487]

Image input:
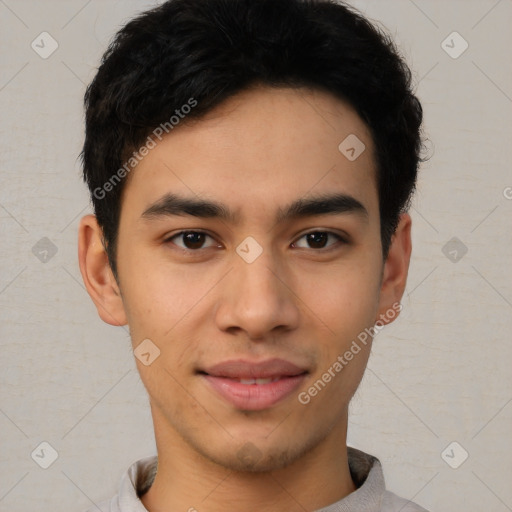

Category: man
[78, 0, 427, 510]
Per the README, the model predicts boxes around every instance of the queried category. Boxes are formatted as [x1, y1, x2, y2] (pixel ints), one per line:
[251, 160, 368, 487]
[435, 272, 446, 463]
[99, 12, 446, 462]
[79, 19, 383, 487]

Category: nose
[214, 246, 301, 341]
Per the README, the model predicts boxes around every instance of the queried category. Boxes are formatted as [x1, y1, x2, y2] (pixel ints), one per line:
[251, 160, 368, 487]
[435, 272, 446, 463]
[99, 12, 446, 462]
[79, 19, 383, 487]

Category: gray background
[1, 1, 511, 511]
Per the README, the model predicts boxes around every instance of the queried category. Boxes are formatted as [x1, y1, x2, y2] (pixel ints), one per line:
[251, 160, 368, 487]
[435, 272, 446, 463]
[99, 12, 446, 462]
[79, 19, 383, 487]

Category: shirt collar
[117, 447, 386, 512]
[316, 447, 385, 511]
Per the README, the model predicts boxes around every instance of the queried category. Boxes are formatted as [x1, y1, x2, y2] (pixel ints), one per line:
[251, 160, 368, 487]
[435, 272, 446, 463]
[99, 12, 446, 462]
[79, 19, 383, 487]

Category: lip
[200, 358, 308, 411]
[202, 358, 307, 379]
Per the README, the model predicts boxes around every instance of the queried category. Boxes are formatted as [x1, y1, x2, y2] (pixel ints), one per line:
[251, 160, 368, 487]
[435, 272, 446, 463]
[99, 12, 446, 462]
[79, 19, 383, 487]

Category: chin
[198, 433, 320, 474]
[211, 447, 298, 473]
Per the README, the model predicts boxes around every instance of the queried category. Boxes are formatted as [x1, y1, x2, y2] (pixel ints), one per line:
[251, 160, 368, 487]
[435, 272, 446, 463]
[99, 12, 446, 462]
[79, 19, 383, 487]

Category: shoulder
[381, 490, 430, 511]
[81, 455, 157, 512]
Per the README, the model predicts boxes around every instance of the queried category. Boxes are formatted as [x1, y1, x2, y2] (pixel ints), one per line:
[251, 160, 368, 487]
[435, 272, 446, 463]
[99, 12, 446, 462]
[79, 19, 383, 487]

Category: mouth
[198, 358, 308, 411]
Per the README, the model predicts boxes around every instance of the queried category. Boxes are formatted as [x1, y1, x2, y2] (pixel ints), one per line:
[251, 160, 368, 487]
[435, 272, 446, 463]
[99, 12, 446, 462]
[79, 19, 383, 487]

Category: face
[80, 86, 410, 473]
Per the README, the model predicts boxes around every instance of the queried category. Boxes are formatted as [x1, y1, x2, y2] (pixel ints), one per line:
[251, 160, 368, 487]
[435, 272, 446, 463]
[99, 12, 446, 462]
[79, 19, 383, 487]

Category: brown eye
[166, 231, 216, 250]
[292, 231, 346, 250]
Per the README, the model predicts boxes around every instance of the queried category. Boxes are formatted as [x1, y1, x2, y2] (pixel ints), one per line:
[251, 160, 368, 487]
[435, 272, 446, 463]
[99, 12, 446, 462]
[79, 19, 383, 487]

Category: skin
[78, 85, 411, 512]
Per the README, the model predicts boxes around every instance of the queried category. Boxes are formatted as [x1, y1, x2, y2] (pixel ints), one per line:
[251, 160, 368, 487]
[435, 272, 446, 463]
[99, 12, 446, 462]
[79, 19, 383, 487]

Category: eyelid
[295, 227, 350, 241]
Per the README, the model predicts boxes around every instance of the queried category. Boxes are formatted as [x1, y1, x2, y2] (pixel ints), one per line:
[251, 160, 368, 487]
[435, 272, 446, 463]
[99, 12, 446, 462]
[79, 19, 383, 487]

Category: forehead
[121, 86, 379, 224]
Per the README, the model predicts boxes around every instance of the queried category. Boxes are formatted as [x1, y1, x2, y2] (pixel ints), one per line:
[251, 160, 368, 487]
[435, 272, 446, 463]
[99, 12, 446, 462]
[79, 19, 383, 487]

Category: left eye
[292, 231, 345, 250]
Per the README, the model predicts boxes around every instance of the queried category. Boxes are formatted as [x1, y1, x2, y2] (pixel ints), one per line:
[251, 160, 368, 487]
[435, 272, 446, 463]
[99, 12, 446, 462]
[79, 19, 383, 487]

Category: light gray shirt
[85, 447, 429, 511]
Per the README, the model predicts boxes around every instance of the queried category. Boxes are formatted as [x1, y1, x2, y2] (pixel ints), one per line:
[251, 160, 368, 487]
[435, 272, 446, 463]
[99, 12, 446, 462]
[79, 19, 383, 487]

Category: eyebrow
[141, 192, 368, 224]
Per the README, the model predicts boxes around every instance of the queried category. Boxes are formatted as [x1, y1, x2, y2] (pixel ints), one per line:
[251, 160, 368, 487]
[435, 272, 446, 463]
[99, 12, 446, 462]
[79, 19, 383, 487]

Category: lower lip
[202, 374, 307, 411]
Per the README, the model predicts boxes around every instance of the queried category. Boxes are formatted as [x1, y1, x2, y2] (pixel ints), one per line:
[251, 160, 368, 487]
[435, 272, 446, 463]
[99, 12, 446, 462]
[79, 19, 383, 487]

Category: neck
[141, 407, 356, 512]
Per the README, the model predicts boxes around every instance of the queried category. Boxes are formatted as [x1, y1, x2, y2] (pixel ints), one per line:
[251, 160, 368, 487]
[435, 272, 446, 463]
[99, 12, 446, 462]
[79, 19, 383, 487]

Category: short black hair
[81, 0, 424, 280]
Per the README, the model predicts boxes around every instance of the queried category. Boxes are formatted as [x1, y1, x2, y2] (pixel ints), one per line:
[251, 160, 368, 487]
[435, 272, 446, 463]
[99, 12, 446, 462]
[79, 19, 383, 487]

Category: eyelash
[163, 230, 348, 253]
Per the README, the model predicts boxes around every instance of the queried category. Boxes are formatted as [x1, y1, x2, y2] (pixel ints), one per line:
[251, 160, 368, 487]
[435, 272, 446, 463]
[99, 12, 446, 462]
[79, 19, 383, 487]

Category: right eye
[164, 230, 220, 251]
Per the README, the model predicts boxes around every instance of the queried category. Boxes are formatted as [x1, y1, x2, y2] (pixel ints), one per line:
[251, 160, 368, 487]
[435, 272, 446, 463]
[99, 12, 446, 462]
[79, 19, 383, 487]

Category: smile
[199, 358, 308, 411]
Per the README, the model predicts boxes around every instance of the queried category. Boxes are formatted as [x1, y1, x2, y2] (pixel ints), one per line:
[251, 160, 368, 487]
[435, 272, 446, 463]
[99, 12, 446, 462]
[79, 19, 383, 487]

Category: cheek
[295, 255, 382, 343]
[119, 250, 202, 338]
[119, 262, 212, 396]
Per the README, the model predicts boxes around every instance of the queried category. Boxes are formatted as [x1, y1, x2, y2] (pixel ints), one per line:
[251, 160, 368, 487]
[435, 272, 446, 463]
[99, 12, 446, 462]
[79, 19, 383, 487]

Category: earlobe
[78, 214, 128, 326]
[375, 213, 412, 326]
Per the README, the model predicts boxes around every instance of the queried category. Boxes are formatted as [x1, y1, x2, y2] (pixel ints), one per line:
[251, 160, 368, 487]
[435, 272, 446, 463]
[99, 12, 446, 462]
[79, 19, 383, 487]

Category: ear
[78, 214, 128, 326]
[375, 213, 412, 326]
